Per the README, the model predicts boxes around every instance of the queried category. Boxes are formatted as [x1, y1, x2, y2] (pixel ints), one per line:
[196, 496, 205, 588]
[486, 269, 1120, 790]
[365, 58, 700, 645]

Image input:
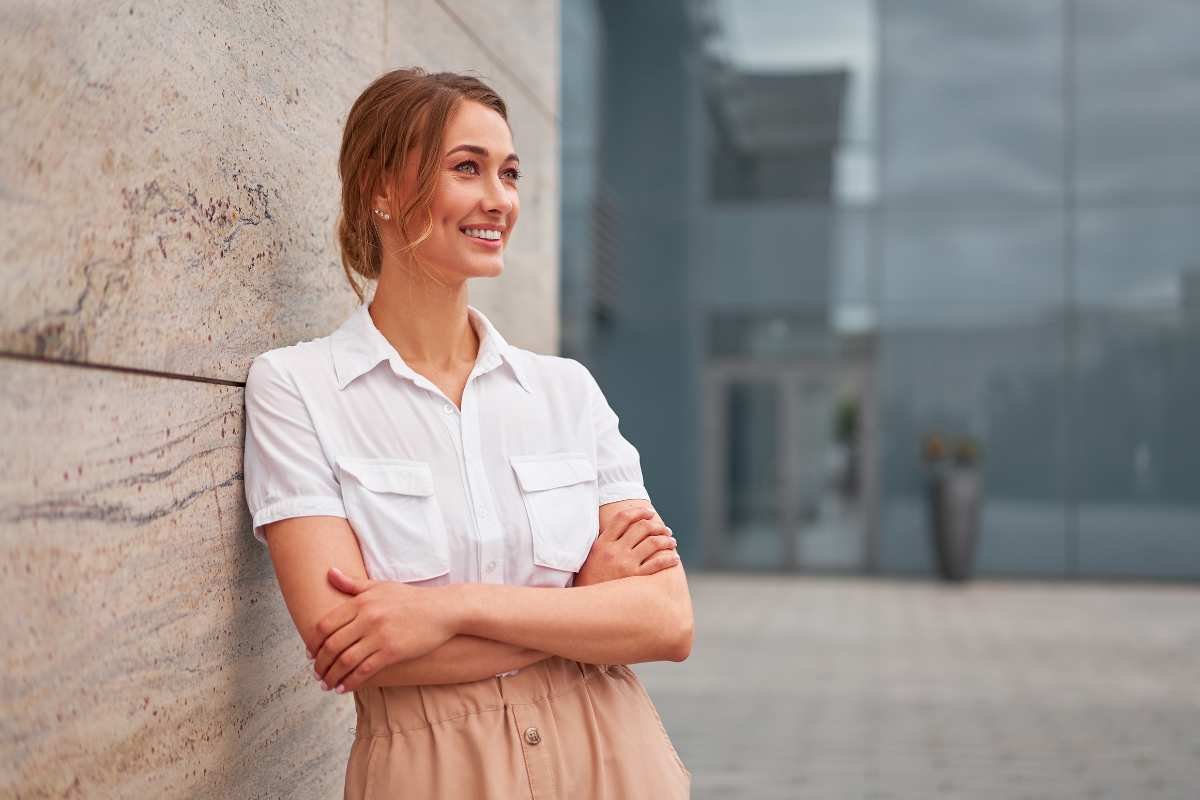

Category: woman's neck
[368, 276, 479, 372]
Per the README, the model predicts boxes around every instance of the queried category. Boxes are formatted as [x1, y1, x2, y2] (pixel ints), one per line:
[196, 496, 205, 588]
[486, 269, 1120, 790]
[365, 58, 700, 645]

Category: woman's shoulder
[249, 338, 324, 373]
[506, 346, 599, 397]
[246, 334, 336, 393]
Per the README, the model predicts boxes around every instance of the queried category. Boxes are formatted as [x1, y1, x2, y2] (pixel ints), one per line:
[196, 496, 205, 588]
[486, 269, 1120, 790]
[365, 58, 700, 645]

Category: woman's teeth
[463, 228, 501, 240]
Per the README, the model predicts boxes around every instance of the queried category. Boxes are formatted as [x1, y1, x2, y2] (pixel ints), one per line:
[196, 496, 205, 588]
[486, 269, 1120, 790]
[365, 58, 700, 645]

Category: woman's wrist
[437, 581, 480, 637]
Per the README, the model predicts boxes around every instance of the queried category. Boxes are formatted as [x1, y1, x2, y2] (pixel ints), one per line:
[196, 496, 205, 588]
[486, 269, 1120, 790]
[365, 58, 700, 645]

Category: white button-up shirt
[243, 301, 651, 597]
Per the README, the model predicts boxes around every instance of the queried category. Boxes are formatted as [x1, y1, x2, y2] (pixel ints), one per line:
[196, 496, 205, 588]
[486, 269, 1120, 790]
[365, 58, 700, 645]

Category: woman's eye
[453, 160, 520, 182]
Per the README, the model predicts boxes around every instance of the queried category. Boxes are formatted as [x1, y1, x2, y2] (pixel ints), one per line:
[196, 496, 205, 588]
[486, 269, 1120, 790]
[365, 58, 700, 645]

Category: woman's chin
[461, 264, 503, 281]
[471, 258, 505, 277]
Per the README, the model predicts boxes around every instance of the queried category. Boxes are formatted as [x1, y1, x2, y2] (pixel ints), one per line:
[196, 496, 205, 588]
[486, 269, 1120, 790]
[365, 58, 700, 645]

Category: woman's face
[408, 100, 521, 282]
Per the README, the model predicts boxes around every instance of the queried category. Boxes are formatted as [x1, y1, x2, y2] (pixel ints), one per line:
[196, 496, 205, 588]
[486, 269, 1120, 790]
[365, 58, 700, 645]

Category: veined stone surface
[0, 357, 353, 798]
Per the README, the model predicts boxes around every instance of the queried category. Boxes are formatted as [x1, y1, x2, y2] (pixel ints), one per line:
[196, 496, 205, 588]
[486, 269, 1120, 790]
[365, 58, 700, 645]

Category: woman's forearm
[447, 567, 692, 666]
[362, 635, 554, 688]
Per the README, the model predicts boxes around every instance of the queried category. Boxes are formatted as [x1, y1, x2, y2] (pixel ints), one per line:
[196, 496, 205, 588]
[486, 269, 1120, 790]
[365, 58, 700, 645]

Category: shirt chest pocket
[336, 457, 451, 583]
[510, 452, 600, 573]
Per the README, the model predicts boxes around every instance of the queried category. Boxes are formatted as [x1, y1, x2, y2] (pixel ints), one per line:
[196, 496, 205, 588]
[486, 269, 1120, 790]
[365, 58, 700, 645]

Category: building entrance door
[701, 360, 876, 572]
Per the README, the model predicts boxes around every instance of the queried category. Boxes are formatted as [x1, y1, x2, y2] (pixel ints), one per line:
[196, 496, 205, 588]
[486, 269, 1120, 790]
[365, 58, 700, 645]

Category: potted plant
[922, 432, 985, 581]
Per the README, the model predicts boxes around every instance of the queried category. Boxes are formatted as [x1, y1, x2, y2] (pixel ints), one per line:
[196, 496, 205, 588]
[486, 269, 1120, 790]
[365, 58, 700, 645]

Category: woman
[242, 67, 693, 798]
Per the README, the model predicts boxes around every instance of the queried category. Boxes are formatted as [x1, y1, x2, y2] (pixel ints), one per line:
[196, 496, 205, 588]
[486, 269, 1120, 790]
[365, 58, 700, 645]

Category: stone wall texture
[0, 1, 559, 796]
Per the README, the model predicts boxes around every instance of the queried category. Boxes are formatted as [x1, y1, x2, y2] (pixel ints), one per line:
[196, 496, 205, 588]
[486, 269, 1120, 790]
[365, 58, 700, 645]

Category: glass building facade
[563, 0, 1200, 579]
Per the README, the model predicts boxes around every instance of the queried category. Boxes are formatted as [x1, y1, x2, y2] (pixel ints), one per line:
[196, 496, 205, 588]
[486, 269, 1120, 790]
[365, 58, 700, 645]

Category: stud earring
[373, 208, 391, 221]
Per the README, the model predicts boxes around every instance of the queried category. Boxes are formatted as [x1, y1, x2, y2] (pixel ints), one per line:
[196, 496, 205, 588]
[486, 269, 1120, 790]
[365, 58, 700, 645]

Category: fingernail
[319, 680, 328, 691]
[335, 684, 346, 694]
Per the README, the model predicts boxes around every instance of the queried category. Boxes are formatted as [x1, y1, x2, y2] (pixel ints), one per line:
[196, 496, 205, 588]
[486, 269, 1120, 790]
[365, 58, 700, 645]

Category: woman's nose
[482, 176, 513, 215]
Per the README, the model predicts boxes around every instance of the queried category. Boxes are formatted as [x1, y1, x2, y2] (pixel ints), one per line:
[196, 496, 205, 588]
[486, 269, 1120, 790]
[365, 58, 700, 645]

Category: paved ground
[631, 574, 1200, 800]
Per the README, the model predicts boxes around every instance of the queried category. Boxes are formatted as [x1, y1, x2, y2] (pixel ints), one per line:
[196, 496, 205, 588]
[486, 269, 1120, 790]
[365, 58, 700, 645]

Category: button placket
[459, 379, 505, 583]
[461, 388, 491, 525]
[510, 706, 554, 794]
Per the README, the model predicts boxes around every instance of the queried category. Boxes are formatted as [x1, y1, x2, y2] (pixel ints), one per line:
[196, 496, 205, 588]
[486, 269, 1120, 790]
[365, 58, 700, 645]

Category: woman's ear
[369, 168, 401, 218]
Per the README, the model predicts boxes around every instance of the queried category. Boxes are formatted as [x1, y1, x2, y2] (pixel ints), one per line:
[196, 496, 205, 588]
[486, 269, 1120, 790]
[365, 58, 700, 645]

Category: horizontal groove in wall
[0, 351, 245, 388]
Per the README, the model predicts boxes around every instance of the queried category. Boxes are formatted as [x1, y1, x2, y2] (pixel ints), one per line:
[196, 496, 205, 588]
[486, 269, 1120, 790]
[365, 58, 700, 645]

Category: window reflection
[881, 0, 1063, 201]
[1076, 0, 1200, 198]
[563, 0, 1200, 578]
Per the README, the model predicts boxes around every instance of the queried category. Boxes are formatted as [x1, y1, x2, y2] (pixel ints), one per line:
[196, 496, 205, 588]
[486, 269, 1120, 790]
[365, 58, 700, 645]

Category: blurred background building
[562, 0, 1200, 580]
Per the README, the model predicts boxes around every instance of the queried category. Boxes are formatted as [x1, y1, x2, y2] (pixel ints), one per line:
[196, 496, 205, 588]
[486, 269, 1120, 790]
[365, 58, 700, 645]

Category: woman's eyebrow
[444, 143, 519, 163]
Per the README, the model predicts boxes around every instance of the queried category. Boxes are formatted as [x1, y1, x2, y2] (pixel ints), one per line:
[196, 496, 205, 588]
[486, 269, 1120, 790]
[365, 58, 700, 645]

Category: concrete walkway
[632, 574, 1200, 799]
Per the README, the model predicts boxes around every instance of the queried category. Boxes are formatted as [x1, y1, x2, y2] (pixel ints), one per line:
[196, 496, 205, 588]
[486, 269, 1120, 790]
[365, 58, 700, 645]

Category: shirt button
[486, 560, 497, 573]
[524, 727, 541, 745]
[478, 507, 488, 518]
[442, 403, 454, 414]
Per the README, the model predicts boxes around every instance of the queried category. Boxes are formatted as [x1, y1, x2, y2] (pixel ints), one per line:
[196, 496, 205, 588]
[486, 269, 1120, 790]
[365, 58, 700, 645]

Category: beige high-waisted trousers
[343, 656, 691, 799]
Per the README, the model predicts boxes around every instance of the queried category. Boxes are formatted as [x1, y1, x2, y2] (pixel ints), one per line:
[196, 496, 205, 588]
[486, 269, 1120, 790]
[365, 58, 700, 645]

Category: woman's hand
[574, 506, 680, 587]
[309, 567, 458, 693]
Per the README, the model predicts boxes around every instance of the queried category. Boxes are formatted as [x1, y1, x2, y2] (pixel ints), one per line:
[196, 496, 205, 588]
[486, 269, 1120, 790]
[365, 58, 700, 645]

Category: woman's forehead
[444, 101, 513, 149]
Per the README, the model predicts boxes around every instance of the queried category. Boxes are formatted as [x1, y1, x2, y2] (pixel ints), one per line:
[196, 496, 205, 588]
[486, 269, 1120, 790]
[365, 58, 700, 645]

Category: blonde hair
[335, 67, 508, 302]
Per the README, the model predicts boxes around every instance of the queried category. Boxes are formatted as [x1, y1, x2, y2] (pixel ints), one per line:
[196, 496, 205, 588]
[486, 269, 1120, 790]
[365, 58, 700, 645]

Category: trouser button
[524, 727, 542, 745]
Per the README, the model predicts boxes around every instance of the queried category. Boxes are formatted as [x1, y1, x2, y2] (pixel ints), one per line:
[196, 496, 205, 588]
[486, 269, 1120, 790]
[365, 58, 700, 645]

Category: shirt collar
[330, 302, 534, 394]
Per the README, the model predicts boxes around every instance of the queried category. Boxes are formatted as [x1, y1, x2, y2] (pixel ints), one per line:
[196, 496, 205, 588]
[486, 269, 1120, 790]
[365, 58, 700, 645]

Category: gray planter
[926, 463, 983, 581]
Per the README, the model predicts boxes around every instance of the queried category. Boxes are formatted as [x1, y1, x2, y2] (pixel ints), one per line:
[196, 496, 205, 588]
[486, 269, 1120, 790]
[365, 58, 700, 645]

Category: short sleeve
[242, 354, 347, 544]
[579, 362, 652, 505]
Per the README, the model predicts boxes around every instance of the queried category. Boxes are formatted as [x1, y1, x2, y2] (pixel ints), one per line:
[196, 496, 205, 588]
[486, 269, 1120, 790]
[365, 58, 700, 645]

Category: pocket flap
[510, 453, 597, 492]
[337, 458, 435, 496]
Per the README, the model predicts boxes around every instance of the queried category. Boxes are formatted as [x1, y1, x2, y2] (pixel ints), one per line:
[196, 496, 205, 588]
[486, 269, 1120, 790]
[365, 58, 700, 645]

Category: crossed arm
[264, 499, 693, 689]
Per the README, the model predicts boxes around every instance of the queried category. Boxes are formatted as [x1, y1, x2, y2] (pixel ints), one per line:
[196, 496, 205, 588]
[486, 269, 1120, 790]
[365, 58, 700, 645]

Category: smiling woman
[242, 67, 692, 799]
[335, 70, 520, 302]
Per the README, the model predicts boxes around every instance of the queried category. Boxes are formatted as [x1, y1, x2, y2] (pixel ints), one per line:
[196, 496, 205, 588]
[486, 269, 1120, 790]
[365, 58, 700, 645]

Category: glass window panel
[1072, 310, 1200, 577]
[881, 210, 1065, 328]
[1075, 0, 1200, 198]
[1076, 206, 1200, 311]
[881, 0, 1064, 201]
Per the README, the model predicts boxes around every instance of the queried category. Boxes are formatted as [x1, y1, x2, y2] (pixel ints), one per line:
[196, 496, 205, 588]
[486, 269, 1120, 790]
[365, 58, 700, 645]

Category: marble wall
[0, 1, 559, 796]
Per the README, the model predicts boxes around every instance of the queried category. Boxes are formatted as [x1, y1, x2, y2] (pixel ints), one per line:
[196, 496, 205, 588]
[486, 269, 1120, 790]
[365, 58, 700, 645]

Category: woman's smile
[460, 225, 505, 249]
